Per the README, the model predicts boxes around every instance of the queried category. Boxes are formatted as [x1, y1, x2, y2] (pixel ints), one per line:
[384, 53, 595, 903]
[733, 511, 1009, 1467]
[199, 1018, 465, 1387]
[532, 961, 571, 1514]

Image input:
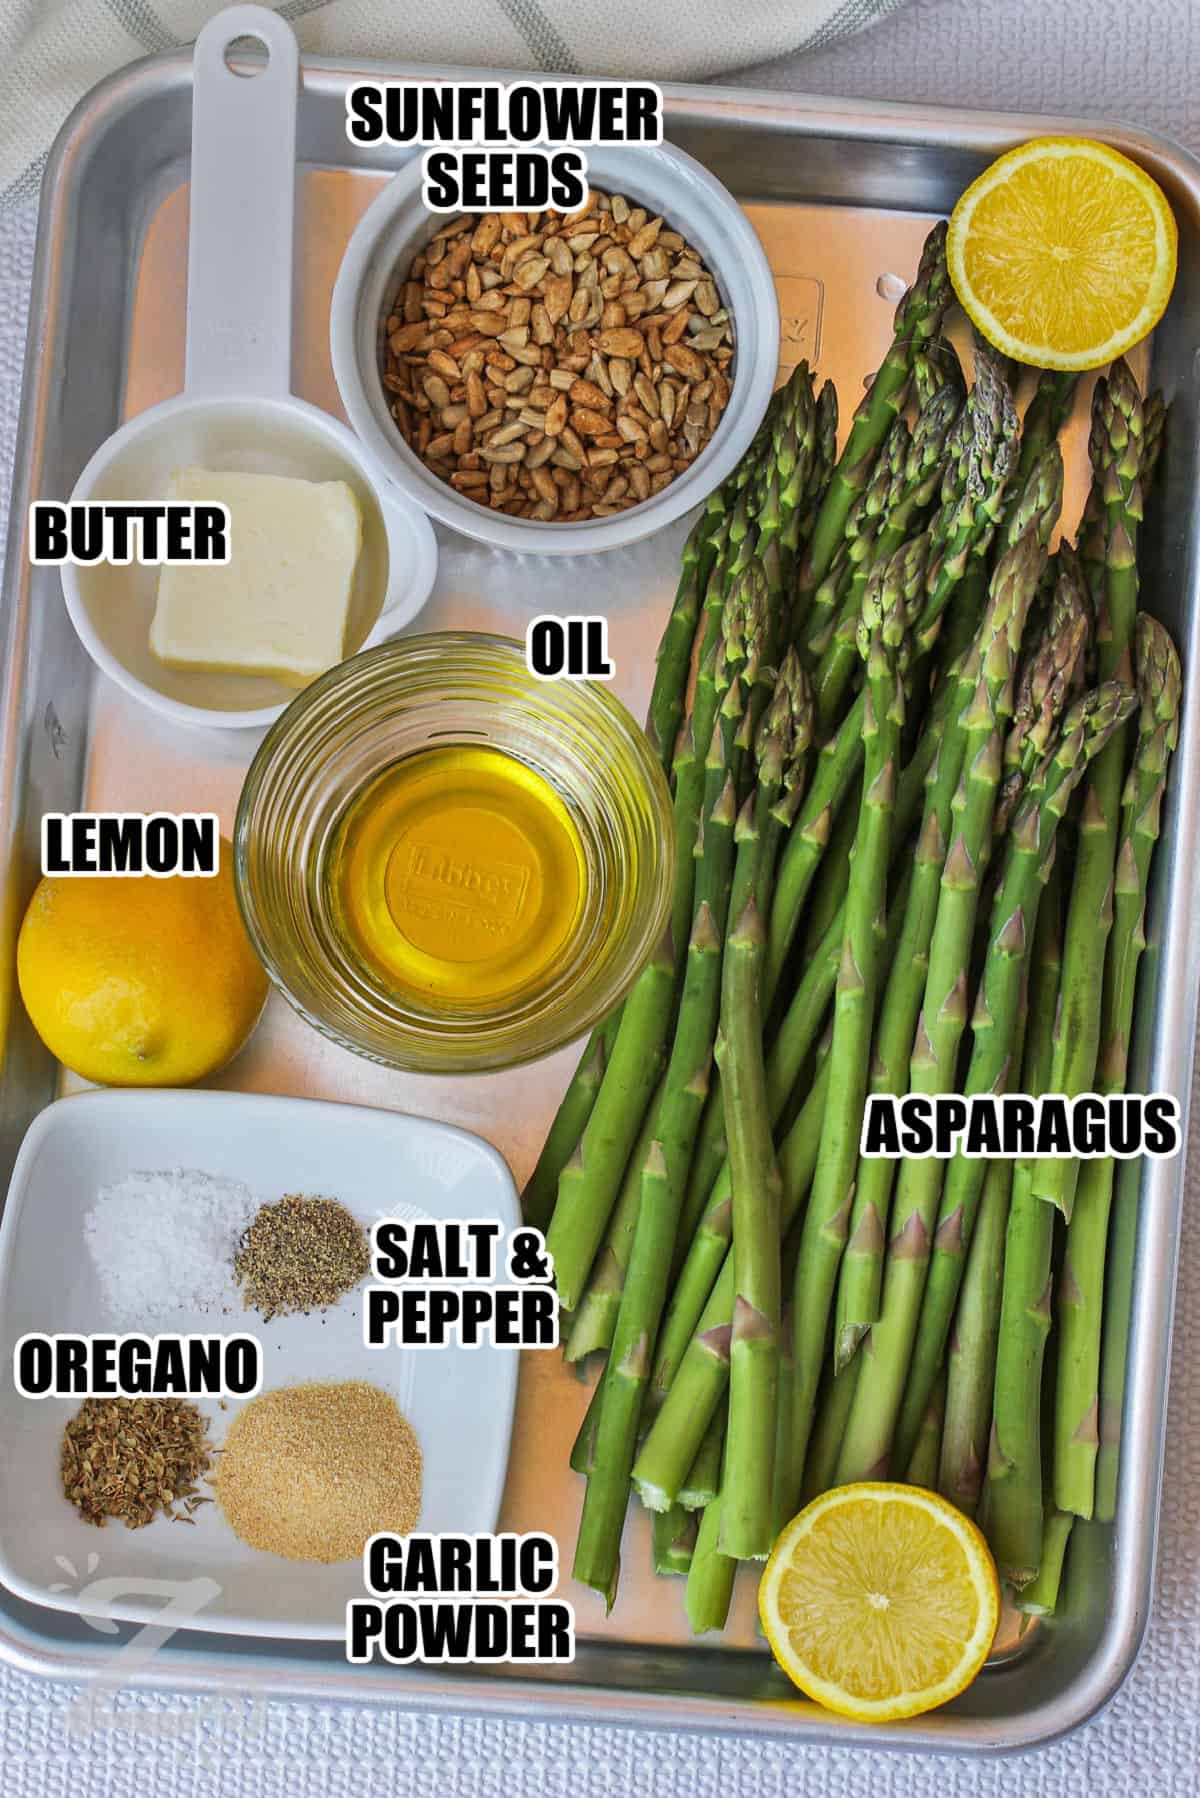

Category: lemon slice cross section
[947, 136, 1177, 371]
[759, 1481, 1001, 1721]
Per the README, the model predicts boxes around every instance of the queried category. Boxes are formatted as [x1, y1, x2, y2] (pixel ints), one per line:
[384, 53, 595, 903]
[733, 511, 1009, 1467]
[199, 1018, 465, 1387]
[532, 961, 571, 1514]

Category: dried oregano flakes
[60, 1396, 213, 1529]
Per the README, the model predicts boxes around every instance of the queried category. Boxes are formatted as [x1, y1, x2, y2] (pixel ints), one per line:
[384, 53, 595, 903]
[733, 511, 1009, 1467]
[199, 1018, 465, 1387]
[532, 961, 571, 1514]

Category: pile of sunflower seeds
[381, 188, 735, 522]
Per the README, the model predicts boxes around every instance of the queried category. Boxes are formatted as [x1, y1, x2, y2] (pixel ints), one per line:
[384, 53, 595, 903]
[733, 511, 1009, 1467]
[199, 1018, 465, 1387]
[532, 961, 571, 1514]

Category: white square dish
[0, 1088, 520, 1640]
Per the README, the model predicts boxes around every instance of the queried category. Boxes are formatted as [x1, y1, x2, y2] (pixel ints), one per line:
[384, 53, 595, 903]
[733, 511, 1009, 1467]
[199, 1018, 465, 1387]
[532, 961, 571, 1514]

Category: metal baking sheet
[2, 46, 1199, 1752]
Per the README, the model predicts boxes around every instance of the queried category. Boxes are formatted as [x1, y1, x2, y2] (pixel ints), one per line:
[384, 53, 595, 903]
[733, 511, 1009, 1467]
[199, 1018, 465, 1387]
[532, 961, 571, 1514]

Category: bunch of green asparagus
[524, 221, 1181, 1631]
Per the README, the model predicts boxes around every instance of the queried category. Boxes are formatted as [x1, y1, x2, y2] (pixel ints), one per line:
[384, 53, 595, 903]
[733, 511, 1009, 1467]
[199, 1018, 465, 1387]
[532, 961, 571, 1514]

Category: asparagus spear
[829, 458, 1061, 1368]
[812, 383, 963, 730]
[975, 334, 1019, 396]
[723, 487, 761, 599]
[830, 732, 966, 1374]
[645, 506, 724, 771]
[803, 1358, 863, 1501]
[1055, 1160, 1121, 1518]
[538, 367, 811, 1288]
[546, 614, 729, 1312]
[906, 1368, 949, 1491]
[758, 378, 820, 670]
[928, 384, 1072, 805]
[798, 222, 950, 596]
[731, 381, 787, 499]
[787, 380, 840, 585]
[708, 668, 813, 1553]
[668, 651, 811, 1254]
[1140, 389, 1167, 495]
[765, 535, 928, 997]
[777, 376, 839, 618]
[829, 791, 951, 1374]
[772, 1291, 799, 1528]
[1054, 614, 1180, 1519]
[799, 796, 857, 964]
[633, 869, 918, 1510]
[1094, 1158, 1142, 1522]
[1092, 414, 1172, 1526]
[837, 684, 1133, 1483]
[911, 337, 965, 414]
[716, 893, 783, 1559]
[522, 465, 748, 1232]
[976, 415, 1078, 689]
[891, 681, 1139, 1476]
[572, 1136, 667, 1601]
[668, 653, 815, 1263]
[1015, 1510, 1075, 1615]
[573, 679, 744, 1599]
[766, 355, 1018, 996]
[737, 366, 826, 614]
[547, 925, 676, 1315]
[711, 671, 812, 1559]
[682, 692, 947, 1256]
[679, 1410, 726, 1510]
[523, 1032, 608, 1232]
[652, 1505, 697, 1576]
[923, 346, 1020, 601]
[994, 547, 1091, 836]
[814, 378, 840, 478]
[572, 641, 808, 1594]
[867, 381, 966, 556]
[632, 1059, 833, 1513]
[564, 1084, 662, 1363]
[1076, 383, 1110, 619]
[1031, 363, 1146, 1222]
[648, 1056, 831, 1428]
[732, 651, 813, 919]
[570, 1377, 603, 1478]
[979, 860, 1064, 1586]
[803, 417, 910, 664]
[907, 344, 1031, 704]
[833, 517, 1053, 1381]
[784, 565, 909, 1514]
[745, 372, 816, 600]
[1015, 371, 1081, 489]
[939, 1159, 1014, 1517]
[685, 1485, 737, 1633]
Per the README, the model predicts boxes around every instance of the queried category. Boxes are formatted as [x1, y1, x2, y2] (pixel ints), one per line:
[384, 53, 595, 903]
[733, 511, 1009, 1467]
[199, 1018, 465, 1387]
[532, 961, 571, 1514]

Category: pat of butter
[150, 468, 363, 685]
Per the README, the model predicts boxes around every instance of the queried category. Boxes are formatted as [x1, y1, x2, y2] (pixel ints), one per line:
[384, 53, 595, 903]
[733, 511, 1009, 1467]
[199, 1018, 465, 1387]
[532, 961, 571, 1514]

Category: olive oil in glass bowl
[233, 634, 674, 1074]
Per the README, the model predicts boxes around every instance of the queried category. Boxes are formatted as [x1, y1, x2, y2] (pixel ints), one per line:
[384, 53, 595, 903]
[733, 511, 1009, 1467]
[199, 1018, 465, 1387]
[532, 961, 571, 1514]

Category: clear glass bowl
[234, 634, 674, 1074]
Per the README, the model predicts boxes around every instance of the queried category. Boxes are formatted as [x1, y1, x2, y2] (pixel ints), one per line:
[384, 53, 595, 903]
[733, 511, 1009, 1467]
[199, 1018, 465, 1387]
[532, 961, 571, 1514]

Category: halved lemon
[947, 137, 1177, 371]
[758, 1482, 1000, 1721]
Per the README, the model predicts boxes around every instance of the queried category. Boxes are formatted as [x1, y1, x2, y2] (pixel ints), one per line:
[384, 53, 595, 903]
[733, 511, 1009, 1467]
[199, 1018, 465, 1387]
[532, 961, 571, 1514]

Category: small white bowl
[61, 394, 438, 733]
[331, 143, 780, 556]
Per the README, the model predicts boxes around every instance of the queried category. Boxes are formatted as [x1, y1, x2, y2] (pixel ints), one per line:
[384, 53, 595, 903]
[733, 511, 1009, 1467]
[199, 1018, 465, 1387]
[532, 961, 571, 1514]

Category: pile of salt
[84, 1169, 257, 1325]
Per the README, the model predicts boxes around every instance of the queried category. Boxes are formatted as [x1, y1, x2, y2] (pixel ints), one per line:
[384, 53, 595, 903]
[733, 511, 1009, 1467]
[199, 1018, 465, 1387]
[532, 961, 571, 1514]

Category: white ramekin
[60, 394, 438, 732]
[330, 143, 780, 557]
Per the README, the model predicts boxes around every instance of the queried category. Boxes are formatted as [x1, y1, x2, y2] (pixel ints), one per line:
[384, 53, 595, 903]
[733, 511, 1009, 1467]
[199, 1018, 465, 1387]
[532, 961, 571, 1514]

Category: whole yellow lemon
[17, 841, 268, 1086]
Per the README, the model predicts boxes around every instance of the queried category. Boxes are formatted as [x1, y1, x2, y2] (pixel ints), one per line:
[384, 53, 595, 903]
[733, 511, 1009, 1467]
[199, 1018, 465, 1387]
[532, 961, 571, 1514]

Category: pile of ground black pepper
[61, 1397, 212, 1529]
[234, 1194, 370, 1320]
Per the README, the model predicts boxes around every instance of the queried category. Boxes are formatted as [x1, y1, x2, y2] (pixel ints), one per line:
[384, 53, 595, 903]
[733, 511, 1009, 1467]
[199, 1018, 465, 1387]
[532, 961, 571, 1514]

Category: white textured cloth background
[0, 0, 904, 202]
[1, 0, 1199, 1792]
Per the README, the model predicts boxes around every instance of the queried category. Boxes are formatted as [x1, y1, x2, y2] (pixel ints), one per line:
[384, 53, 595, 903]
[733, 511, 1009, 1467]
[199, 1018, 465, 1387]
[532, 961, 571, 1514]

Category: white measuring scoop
[60, 5, 438, 731]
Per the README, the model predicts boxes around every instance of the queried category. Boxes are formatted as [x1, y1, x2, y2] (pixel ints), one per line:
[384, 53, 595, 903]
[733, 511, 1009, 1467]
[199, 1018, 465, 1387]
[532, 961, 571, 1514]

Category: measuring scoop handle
[185, 5, 299, 399]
